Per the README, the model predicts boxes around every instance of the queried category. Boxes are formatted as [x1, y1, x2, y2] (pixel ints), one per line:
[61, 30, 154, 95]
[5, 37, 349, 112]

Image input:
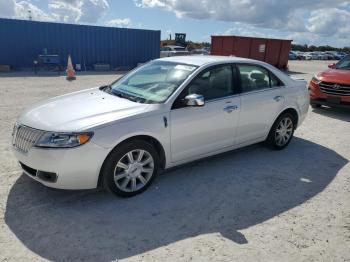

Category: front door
[170, 64, 241, 163]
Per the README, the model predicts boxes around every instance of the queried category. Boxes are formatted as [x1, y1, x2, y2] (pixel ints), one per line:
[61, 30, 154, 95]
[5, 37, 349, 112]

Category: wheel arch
[97, 135, 166, 187]
[279, 107, 299, 128]
[271, 107, 299, 131]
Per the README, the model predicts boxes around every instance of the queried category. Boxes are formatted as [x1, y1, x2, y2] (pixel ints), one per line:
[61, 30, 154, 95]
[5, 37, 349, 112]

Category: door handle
[274, 95, 284, 102]
[223, 105, 238, 113]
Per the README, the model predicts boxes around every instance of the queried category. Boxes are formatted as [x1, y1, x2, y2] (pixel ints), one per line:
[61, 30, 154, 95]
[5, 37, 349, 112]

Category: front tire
[102, 140, 159, 197]
[266, 113, 295, 150]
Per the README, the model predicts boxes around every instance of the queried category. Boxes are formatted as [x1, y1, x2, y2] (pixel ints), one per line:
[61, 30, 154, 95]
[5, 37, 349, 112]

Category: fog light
[37, 171, 58, 183]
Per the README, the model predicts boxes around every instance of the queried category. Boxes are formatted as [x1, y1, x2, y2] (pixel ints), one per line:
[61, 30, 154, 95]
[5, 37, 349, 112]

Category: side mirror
[184, 94, 205, 107]
[328, 63, 336, 69]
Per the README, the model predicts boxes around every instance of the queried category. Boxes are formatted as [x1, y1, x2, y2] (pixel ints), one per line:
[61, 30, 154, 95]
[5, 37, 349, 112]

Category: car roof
[156, 55, 254, 66]
[155, 55, 296, 86]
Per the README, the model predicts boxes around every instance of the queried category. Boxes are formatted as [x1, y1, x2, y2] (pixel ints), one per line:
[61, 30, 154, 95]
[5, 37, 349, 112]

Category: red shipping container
[211, 35, 292, 70]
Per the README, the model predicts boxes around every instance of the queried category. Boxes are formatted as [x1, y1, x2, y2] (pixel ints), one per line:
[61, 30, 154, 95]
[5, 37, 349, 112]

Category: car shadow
[5, 137, 348, 261]
[312, 106, 350, 123]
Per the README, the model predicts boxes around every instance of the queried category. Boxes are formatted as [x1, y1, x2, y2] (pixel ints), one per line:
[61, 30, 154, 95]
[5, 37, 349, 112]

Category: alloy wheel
[275, 117, 294, 147]
[113, 149, 154, 192]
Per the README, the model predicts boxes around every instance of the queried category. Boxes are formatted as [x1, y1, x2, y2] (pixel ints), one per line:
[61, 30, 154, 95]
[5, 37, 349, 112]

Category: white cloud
[307, 8, 350, 36]
[0, 0, 133, 35]
[221, 23, 273, 39]
[134, 0, 167, 9]
[0, 0, 110, 23]
[135, 0, 348, 23]
[48, 0, 109, 23]
[0, 0, 16, 17]
[48, 1, 81, 22]
[218, 22, 349, 48]
[105, 18, 131, 28]
[0, 0, 56, 21]
[79, 0, 109, 23]
[135, 0, 350, 44]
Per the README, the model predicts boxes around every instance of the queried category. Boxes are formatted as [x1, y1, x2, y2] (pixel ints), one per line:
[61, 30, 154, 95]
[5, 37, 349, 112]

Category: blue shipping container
[0, 18, 160, 69]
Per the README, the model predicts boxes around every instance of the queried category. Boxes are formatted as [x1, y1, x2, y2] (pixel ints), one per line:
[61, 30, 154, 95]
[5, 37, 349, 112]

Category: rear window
[238, 65, 283, 93]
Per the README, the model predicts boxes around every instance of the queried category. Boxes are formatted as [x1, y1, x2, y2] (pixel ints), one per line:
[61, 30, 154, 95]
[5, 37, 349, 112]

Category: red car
[309, 55, 350, 108]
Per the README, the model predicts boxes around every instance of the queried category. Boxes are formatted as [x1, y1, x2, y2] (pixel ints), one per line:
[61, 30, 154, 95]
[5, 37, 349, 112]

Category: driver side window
[172, 65, 235, 109]
[183, 65, 234, 102]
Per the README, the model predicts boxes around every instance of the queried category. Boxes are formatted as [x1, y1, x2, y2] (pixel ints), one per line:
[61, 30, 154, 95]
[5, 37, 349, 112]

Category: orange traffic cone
[66, 54, 76, 80]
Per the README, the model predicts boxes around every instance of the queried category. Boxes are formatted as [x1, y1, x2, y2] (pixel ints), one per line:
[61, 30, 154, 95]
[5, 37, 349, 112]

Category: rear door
[235, 64, 285, 144]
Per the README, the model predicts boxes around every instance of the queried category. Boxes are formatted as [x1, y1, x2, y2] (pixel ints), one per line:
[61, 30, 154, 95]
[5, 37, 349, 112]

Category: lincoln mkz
[12, 56, 309, 197]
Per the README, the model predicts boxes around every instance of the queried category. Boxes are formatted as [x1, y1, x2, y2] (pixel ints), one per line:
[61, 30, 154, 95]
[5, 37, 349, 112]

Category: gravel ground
[0, 61, 349, 262]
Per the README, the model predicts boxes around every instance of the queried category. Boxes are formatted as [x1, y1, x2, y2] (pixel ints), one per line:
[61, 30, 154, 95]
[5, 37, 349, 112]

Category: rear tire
[102, 140, 159, 197]
[266, 113, 295, 150]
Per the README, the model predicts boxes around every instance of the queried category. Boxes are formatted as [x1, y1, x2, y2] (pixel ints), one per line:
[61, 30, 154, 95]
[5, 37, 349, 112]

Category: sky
[0, 0, 349, 47]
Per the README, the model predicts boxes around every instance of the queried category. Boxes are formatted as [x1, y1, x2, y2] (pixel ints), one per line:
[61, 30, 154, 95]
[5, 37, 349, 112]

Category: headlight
[311, 75, 321, 84]
[35, 132, 93, 148]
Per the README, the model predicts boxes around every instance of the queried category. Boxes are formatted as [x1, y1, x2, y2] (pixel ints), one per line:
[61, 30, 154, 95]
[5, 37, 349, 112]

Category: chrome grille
[12, 125, 43, 153]
[319, 81, 350, 96]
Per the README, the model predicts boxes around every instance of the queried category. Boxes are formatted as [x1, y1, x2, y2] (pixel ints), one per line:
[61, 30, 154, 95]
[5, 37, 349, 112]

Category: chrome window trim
[238, 86, 284, 97]
[171, 94, 240, 112]
[205, 94, 240, 103]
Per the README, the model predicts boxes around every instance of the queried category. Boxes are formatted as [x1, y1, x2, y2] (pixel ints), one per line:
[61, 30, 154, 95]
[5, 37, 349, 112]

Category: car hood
[18, 88, 151, 131]
[318, 69, 350, 84]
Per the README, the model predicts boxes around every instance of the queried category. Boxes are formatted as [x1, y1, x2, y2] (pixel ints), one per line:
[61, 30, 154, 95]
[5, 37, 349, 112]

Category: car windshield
[335, 55, 350, 70]
[110, 61, 198, 103]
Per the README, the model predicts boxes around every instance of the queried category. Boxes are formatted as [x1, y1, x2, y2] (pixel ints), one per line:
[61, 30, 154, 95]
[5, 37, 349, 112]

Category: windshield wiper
[100, 85, 146, 103]
[112, 90, 145, 103]
[99, 84, 112, 93]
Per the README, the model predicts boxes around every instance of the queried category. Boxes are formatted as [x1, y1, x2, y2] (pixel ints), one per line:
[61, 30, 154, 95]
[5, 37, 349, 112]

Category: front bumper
[310, 98, 350, 109]
[12, 141, 109, 190]
[309, 81, 350, 108]
[309, 81, 350, 101]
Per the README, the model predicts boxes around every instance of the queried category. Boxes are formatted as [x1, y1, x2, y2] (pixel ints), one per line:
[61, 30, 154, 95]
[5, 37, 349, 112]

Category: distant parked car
[320, 52, 333, 60]
[294, 52, 305, 60]
[302, 53, 313, 60]
[338, 52, 348, 59]
[333, 53, 344, 60]
[309, 55, 350, 109]
[312, 52, 328, 60]
[203, 47, 211, 53]
[289, 51, 297, 60]
[160, 45, 189, 58]
[326, 51, 345, 60]
[307, 52, 318, 60]
[324, 52, 336, 60]
[190, 49, 210, 55]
